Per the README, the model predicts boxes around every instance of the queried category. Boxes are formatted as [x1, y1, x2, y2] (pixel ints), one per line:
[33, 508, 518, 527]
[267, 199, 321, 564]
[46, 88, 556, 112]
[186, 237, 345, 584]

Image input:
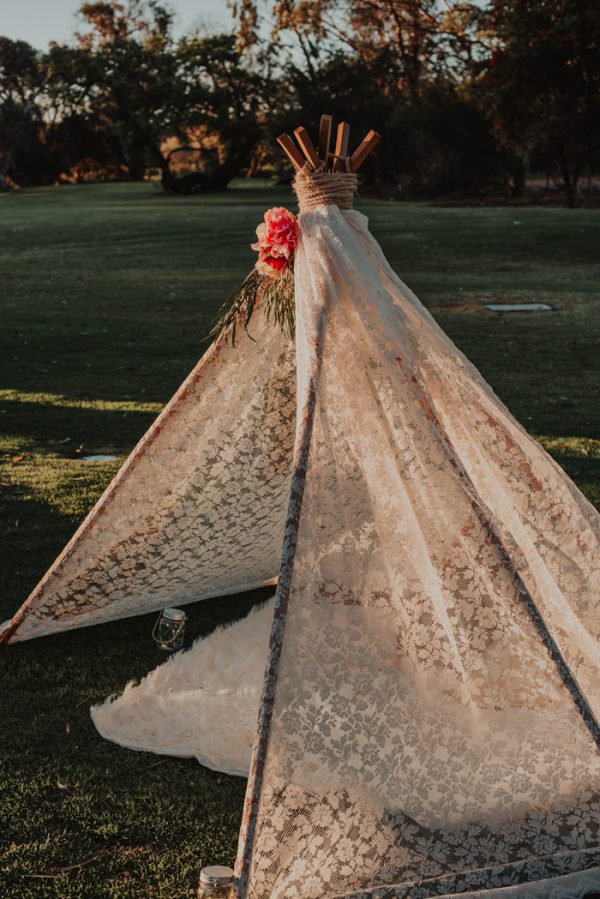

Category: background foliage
[1, 0, 599, 204]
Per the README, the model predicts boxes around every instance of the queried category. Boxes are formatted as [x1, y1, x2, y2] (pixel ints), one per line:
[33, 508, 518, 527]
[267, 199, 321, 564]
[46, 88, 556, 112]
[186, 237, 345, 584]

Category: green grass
[1, 182, 599, 898]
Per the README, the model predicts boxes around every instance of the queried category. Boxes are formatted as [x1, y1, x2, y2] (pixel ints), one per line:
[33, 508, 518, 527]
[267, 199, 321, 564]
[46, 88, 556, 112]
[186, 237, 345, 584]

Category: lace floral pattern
[244, 779, 600, 898]
[236, 206, 600, 898]
[1, 312, 295, 642]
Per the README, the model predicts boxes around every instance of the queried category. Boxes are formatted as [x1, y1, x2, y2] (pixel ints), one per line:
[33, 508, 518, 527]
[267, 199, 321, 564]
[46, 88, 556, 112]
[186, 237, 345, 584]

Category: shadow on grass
[0, 494, 79, 614]
[0, 583, 272, 897]
[2, 584, 274, 696]
[548, 454, 600, 508]
[1, 398, 158, 453]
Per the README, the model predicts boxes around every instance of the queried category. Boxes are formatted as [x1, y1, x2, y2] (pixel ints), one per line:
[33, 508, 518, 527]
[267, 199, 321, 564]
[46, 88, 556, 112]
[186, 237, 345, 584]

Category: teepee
[3, 117, 600, 899]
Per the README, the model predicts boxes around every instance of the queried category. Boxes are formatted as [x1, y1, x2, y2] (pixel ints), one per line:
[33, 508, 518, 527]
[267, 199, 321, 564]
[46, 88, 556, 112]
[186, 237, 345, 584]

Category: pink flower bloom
[251, 207, 298, 278]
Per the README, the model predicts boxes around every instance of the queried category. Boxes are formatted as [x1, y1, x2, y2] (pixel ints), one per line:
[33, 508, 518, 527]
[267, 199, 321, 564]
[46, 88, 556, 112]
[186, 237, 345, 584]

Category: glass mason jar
[151, 607, 187, 651]
[197, 865, 234, 898]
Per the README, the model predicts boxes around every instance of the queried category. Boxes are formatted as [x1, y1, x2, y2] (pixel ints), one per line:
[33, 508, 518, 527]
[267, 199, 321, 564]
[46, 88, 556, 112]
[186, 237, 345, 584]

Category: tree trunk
[125, 138, 146, 181]
[510, 158, 527, 198]
[556, 143, 579, 208]
[160, 139, 256, 194]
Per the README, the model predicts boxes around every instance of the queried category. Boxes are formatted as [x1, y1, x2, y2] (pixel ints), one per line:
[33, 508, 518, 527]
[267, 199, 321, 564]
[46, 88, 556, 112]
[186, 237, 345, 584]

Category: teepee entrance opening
[2, 118, 600, 899]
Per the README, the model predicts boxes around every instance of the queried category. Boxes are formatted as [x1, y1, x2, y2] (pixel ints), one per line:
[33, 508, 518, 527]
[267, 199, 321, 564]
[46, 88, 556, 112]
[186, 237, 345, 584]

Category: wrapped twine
[293, 165, 358, 213]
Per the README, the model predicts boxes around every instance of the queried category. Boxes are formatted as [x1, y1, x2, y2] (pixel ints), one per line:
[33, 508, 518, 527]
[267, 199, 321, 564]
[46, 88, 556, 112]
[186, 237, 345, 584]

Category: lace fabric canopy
[237, 120, 600, 898]
[2, 118, 600, 898]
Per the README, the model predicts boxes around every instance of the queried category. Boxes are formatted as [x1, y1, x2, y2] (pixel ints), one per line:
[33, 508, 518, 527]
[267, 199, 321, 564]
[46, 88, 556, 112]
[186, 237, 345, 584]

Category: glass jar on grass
[152, 607, 187, 652]
[197, 865, 234, 898]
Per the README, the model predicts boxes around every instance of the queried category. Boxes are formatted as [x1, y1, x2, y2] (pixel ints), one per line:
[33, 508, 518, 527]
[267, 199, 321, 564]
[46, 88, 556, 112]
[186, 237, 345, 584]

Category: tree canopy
[1, 0, 598, 204]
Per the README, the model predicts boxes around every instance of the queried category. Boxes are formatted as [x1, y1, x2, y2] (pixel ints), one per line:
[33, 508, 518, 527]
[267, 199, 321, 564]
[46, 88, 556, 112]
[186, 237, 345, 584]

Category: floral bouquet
[210, 207, 299, 345]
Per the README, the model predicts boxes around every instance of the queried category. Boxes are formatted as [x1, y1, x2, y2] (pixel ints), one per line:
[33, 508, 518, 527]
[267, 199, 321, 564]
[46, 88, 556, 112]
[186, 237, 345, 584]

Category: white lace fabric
[235, 206, 600, 898]
[0, 312, 295, 641]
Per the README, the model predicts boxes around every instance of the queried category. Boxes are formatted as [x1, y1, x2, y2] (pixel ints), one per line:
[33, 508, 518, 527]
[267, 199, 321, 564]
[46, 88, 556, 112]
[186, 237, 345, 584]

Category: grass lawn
[1, 181, 599, 898]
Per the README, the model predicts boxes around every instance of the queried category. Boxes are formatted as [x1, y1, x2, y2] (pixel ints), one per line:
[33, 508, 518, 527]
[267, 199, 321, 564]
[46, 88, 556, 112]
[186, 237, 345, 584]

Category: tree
[478, 0, 600, 206]
[233, 0, 486, 95]
[0, 38, 49, 185]
[232, 0, 503, 196]
[47, 1, 266, 191]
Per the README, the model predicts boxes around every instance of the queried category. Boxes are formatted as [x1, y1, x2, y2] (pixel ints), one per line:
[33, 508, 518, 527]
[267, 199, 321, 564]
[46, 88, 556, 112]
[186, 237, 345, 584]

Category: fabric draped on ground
[91, 599, 274, 777]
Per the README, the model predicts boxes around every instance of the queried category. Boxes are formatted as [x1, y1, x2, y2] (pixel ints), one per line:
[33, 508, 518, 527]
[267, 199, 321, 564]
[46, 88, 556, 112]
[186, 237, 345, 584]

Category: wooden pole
[277, 134, 305, 171]
[349, 130, 381, 172]
[333, 122, 350, 172]
[293, 127, 320, 169]
[318, 115, 333, 168]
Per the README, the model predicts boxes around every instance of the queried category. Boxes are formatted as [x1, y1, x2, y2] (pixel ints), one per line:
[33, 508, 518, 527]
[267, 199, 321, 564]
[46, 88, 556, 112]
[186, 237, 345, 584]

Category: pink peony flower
[251, 207, 299, 278]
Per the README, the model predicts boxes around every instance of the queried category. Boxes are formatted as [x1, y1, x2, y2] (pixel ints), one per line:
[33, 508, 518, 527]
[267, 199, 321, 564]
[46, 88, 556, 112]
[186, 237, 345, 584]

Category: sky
[1, 0, 232, 49]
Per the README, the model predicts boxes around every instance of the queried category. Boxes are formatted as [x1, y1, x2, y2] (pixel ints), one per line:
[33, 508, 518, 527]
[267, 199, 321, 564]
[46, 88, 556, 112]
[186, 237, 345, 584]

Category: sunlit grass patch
[0, 389, 163, 416]
[537, 434, 600, 458]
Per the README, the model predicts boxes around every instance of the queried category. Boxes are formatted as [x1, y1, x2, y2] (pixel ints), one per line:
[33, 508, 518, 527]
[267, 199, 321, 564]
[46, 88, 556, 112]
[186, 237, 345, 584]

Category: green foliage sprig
[209, 267, 295, 347]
